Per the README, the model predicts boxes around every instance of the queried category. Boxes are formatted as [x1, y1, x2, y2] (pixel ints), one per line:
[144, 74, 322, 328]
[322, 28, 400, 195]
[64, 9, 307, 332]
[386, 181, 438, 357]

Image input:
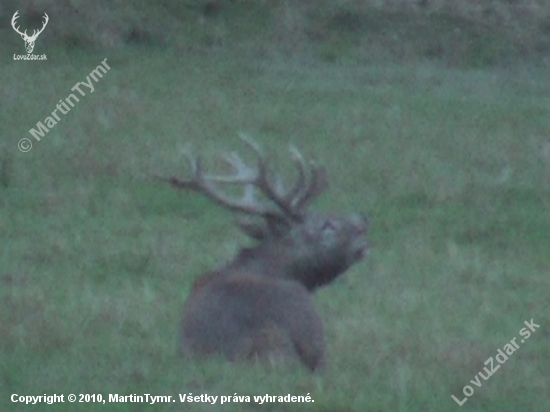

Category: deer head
[161, 136, 368, 291]
[12, 11, 49, 54]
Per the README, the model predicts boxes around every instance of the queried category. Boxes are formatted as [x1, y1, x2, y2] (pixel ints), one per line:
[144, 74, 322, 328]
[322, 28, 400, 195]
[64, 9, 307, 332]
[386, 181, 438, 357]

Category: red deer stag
[161, 137, 368, 370]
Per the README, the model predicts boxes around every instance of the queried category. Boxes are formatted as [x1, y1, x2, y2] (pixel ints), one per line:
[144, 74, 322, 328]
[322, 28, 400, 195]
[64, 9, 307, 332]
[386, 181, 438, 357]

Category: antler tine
[284, 144, 307, 204]
[278, 144, 328, 213]
[159, 149, 201, 190]
[293, 164, 328, 211]
[162, 146, 200, 184]
[238, 133, 270, 184]
[211, 152, 256, 183]
[11, 11, 25, 36]
[238, 134, 301, 221]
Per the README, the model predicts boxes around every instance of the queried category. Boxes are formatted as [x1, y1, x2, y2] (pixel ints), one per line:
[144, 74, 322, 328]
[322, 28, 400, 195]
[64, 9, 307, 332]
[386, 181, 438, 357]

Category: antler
[33, 13, 49, 39]
[11, 11, 25, 37]
[11, 11, 49, 40]
[159, 136, 328, 226]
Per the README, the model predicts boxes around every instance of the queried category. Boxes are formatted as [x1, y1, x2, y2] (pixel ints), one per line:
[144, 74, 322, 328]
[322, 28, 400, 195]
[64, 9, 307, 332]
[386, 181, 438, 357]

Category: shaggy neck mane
[223, 241, 351, 291]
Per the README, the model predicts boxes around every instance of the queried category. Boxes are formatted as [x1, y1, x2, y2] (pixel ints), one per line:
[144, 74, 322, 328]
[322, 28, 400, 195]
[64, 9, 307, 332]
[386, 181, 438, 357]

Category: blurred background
[2, 0, 550, 65]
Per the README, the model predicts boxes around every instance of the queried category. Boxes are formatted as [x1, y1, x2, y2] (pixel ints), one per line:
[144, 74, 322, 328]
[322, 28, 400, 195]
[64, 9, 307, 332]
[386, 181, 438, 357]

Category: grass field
[1, 6, 550, 411]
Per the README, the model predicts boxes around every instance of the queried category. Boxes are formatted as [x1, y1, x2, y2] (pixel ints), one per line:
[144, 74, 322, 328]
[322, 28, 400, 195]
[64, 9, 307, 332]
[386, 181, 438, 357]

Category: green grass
[1, 18, 550, 412]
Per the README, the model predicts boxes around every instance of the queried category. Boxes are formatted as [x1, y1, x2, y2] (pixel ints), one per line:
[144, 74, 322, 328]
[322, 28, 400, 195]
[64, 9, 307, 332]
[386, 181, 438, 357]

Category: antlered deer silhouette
[161, 137, 368, 370]
[11, 11, 49, 54]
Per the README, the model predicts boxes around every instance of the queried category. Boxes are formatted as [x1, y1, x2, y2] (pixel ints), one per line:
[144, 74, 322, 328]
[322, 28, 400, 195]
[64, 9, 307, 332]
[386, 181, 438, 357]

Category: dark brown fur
[181, 274, 325, 369]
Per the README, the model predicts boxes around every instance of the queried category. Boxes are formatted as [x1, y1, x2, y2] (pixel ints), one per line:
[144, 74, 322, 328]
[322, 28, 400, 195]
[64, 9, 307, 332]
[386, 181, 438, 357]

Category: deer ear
[235, 218, 268, 240]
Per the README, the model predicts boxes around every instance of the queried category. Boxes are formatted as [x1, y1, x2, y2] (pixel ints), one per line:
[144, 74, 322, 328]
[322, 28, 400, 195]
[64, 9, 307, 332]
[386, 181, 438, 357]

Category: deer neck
[227, 243, 349, 291]
[226, 245, 286, 279]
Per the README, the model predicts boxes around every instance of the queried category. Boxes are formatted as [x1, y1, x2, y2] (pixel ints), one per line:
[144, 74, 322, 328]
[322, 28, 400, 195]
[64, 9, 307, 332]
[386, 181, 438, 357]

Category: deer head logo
[12, 10, 49, 54]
